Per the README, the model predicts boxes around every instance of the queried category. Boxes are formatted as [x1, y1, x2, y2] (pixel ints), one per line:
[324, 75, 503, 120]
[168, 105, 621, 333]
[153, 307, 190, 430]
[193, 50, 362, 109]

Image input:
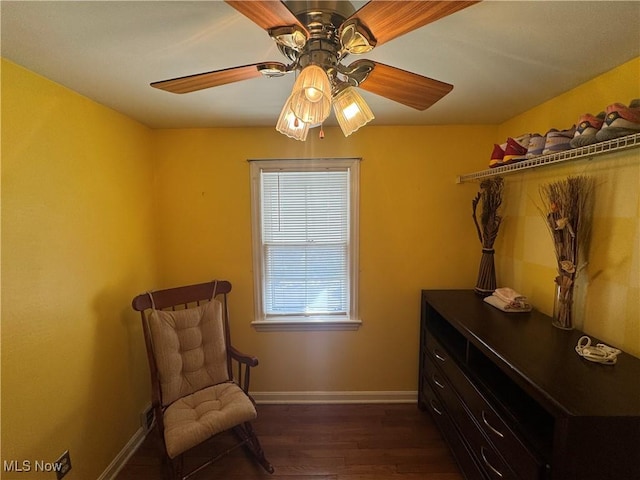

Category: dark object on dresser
[419, 289, 640, 480]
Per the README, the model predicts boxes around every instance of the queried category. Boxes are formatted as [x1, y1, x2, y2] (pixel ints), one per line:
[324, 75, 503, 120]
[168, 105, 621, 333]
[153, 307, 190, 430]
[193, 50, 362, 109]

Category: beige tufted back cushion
[148, 299, 229, 407]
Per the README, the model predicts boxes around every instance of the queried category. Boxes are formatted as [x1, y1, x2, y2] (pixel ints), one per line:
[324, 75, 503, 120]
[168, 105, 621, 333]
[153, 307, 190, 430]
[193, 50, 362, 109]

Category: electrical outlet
[55, 450, 71, 480]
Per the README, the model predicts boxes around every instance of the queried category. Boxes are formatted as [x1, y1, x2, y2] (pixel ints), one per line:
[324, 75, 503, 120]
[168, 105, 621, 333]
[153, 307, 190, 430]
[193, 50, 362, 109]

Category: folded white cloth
[493, 287, 531, 310]
[493, 287, 524, 302]
[484, 293, 532, 312]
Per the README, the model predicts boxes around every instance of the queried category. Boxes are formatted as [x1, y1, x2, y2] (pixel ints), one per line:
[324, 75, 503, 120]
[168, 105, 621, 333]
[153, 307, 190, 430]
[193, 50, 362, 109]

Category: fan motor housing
[297, 38, 339, 71]
[279, 1, 353, 67]
[285, 1, 356, 21]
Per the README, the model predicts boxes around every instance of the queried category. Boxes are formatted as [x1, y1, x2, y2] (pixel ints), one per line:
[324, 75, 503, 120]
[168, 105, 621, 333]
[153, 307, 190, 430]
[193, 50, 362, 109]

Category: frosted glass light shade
[333, 86, 375, 137]
[276, 96, 309, 141]
[289, 65, 332, 125]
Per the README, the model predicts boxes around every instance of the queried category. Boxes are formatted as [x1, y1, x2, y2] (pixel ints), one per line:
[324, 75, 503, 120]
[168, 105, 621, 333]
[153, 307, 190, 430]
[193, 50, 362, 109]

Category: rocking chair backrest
[132, 280, 234, 408]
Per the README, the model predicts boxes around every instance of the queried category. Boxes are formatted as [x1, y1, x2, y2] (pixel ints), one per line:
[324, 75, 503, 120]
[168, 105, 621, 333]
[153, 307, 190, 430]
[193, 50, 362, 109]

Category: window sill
[251, 318, 362, 332]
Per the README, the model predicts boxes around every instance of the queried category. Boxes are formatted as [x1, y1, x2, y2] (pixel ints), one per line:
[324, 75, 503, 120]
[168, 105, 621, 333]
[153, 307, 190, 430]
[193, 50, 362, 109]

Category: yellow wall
[493, 57, 640, 357]
[151, 125, 494, 392]
[2, 52, 638, 480]
[1, 60, 156, 478]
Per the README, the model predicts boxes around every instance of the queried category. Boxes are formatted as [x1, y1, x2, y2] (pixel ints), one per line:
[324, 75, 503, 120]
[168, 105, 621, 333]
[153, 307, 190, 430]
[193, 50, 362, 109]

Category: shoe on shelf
[503, 136, 528, 164]
[595, 99, 640, 142]
[526, 133, 545, 158]
[542, 126, 576, 155]
[570, 112, 605, 148]
[489, 143, 505, 168]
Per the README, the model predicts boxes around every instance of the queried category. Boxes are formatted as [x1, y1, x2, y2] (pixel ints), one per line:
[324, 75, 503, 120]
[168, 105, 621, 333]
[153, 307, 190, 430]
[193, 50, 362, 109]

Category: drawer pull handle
[432, 375, 446, 390]
[480, 446, 503, 478]
[429, 400, 443, 416]
[433, 349, 447, 362]
[482, 410, 505, 438]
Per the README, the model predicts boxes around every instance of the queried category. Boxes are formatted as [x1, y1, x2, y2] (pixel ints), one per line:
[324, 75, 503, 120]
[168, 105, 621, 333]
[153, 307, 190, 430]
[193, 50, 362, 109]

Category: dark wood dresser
[419, 290, 640, 480]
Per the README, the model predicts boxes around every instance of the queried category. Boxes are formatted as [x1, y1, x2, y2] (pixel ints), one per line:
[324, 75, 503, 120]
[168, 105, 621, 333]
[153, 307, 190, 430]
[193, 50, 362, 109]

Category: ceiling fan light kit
[151, 1, 480, 141]
[333, 85, 375, 137]
[289, 64, 332, 124]
[276, 96, 310, 141]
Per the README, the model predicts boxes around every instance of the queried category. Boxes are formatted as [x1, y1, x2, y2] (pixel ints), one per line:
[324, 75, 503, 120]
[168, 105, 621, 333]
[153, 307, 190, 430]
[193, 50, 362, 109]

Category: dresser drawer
[449, 368, 543, 479]
[425, 329, 466, 392]
[422, 379, 485, 480]
[463, 419, 516, 480]
[425, 354, 517, 480]
[425, 328, 455, 370]
[425, 355, 473, 444]
[426, 330, 544, 480]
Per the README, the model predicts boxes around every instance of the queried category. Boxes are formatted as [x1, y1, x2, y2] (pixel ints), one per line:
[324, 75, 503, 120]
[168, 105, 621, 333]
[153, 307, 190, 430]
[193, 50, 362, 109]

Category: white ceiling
[2, 1, 639, 129]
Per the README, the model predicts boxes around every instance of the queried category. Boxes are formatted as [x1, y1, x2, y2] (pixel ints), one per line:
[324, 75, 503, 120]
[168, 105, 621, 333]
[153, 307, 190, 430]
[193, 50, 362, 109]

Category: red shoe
[503, 137, 528, 164]
[489, 143, 505, 168]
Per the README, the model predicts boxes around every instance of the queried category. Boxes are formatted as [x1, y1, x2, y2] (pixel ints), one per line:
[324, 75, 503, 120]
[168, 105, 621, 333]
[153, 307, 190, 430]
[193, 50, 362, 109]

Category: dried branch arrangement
[539, 175, 594, 329]
[472, 177, 504, 295]
[472, 177, 504, 249]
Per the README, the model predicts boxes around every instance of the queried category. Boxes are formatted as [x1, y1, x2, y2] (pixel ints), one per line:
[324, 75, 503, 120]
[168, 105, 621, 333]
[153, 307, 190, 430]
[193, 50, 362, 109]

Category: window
[250, 158, 360, 331]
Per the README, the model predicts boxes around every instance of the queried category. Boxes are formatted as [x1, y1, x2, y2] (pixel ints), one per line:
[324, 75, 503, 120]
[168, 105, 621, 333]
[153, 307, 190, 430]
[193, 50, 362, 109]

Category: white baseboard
[252, 390, 417, 404]
[98, 426, 147, 480]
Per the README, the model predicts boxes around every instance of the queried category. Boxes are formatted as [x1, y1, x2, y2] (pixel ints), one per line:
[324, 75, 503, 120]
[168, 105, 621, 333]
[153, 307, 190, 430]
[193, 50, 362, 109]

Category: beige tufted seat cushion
[148, 300, 230, 406]
[146, 297, 258, 458]
[163, 382, 257, 459]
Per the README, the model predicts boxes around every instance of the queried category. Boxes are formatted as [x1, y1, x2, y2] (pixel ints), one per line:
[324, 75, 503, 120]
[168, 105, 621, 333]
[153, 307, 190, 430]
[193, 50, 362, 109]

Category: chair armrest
[229, 346, 259, 367]
[229, 346, 258, 395]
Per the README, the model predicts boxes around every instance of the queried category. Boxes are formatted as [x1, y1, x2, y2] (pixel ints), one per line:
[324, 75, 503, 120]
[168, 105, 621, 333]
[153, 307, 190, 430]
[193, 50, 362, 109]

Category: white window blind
[261, 170, 349, 316]
[250, 158, 360, 330]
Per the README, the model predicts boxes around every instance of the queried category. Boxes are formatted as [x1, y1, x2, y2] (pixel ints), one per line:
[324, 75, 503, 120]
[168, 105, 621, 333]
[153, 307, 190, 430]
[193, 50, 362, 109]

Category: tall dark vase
[474, 248, 496, 297]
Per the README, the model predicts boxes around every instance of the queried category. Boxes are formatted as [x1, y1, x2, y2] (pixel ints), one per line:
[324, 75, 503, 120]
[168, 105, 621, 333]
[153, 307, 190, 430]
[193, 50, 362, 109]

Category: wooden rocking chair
[131, 280, 274, 479]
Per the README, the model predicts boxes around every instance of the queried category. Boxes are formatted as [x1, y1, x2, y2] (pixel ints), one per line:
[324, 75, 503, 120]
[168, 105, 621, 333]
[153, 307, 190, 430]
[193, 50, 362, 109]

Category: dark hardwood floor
[116, 403, 463, 480]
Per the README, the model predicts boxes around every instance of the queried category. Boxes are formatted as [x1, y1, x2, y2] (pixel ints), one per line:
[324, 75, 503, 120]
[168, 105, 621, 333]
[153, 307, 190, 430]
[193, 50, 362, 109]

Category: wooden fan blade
[151, 63, 283, 94]
[225, 1, 307, 32]
[357, 61, 453, 110]
[349, 0, 480, 46]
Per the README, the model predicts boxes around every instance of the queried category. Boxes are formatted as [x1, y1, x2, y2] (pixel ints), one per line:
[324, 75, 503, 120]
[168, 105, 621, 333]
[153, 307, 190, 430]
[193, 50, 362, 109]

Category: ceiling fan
[151, 0, 480, 140]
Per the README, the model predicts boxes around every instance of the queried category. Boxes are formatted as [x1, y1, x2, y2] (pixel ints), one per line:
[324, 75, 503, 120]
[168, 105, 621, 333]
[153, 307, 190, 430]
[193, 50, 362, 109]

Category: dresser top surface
[422, 289, 640, 417]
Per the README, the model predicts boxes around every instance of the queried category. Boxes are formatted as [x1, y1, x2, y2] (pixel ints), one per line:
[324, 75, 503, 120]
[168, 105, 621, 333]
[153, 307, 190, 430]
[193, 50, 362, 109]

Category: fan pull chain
[319, 124, 325, 139]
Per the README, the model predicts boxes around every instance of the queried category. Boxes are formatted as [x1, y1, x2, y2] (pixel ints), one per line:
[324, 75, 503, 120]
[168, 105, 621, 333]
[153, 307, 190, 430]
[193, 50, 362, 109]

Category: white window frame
[249, 158, 361, 331]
